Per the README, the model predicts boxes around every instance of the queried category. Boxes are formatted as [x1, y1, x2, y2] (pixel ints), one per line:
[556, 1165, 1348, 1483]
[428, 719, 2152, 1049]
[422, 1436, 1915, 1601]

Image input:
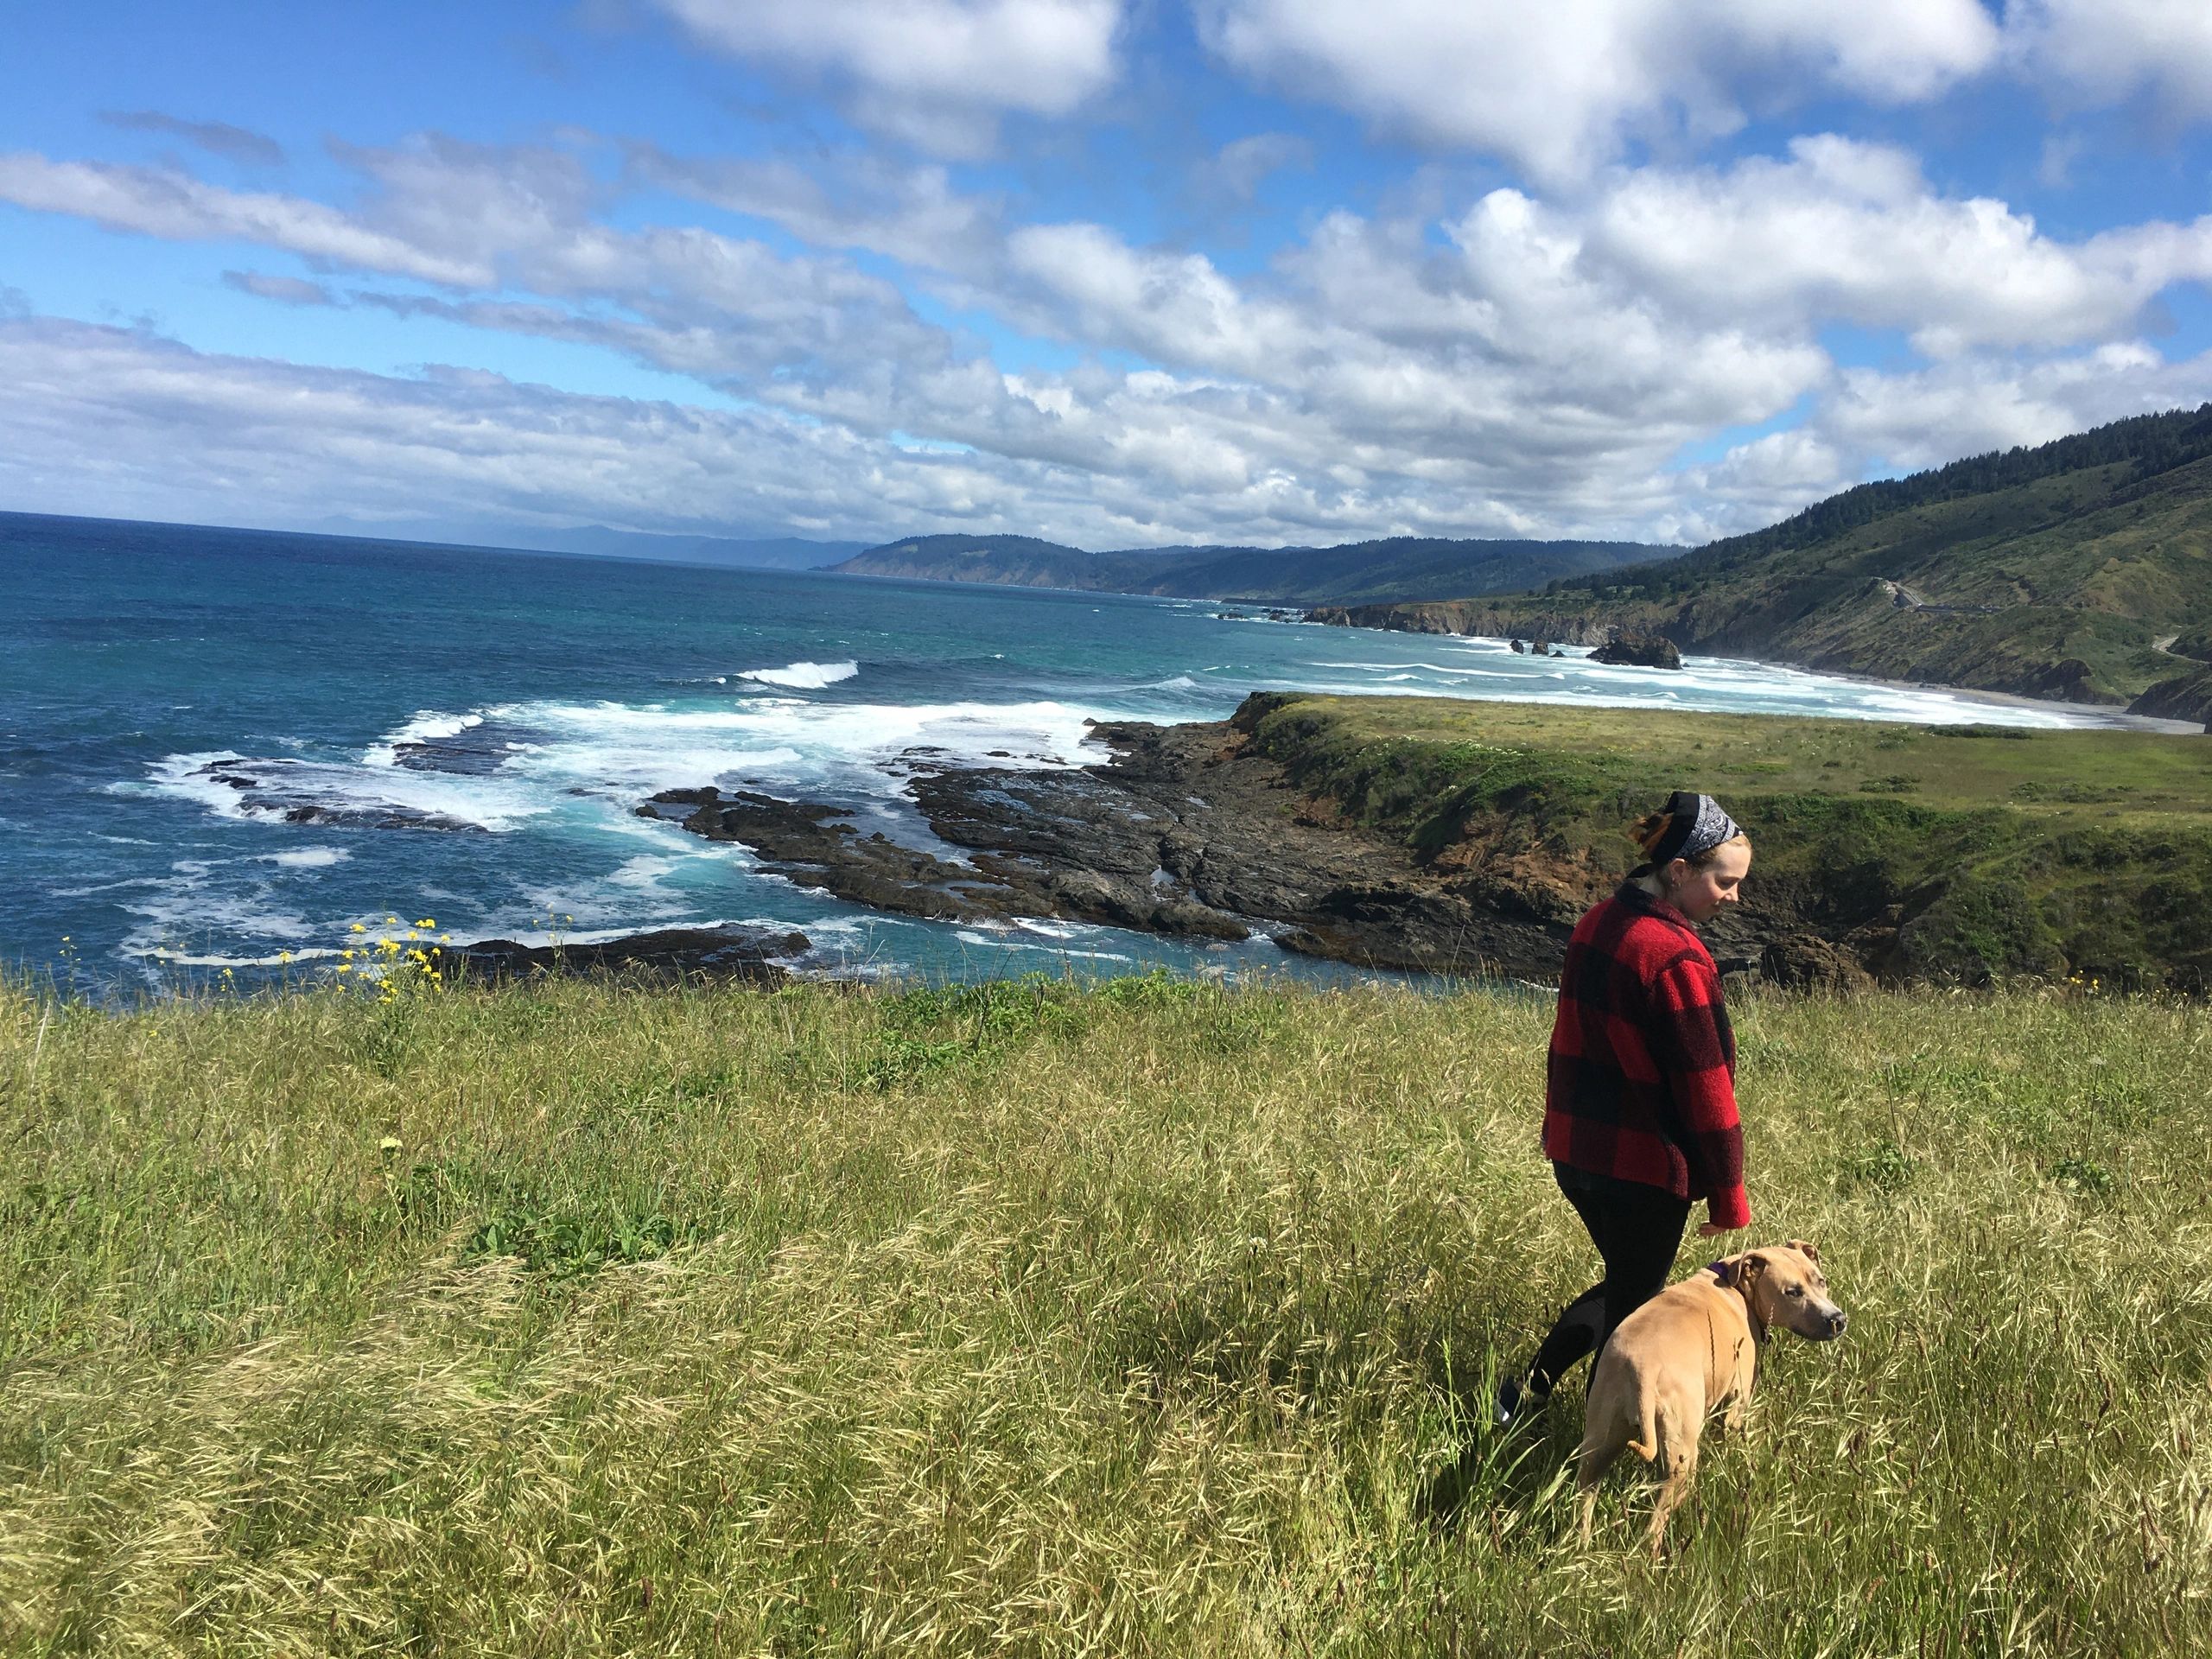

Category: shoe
[1492, 1374, 1549, 1427]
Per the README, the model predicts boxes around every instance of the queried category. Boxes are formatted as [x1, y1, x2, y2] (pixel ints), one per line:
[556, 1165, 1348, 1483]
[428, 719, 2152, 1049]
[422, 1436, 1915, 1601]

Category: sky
[9, 1, 2212, 551]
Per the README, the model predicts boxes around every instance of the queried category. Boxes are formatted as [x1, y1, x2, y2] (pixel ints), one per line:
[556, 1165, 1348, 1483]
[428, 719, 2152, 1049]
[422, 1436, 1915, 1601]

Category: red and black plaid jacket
[1542, 881, 1751, 1230]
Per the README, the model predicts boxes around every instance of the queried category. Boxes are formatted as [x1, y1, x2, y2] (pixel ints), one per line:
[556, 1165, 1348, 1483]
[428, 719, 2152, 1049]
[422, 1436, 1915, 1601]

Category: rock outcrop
[1588, 631, 1685, 670]
[1306, 601, 1634, 645]
[448, 925, 810, 983]
[646, 697, 1870, 984]
[2129, 666, 2212, 726]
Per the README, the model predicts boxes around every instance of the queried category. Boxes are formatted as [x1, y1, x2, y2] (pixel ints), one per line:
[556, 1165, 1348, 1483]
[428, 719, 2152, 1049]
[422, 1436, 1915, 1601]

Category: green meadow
[1241, 694, 2212, 988]
[4, 973, 2209, 1656]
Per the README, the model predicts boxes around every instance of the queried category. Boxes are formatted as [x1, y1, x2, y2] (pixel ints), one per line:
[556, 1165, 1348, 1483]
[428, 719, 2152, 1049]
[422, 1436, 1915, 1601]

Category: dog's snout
[1823, 1310, 1847, 1339]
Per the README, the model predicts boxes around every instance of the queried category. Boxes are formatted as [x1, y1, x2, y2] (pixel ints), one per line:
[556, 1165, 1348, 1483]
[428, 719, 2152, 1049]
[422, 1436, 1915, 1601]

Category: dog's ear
[1787, 1238, 1820, 1264]
[1715, 1253, 1763, 1291]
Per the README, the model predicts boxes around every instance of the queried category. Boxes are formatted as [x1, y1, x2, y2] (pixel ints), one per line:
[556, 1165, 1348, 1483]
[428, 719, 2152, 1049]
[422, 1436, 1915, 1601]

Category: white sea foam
[264, 847, 349, 868]
[153, 948, 346, 968]
[954, 928, 1131, 962]
[509, 696, 1106, 804]
[135, 748, 550, 833]
[1289, 642, 2125, 729]
[129, 751, 254, 821]
[738, 659, 860, 690]
[365, 710, 483, 767]
[610, 855, 682, 887]
[1013, 918, 1084, 939]
[1311, 659, 1509, 677]
[114, 857, 327, 972]
[54, 875, 169, 898]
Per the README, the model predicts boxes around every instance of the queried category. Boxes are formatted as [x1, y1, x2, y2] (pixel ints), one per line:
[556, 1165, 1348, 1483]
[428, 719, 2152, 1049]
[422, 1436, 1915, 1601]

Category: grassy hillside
[833, 533, 1658, 605]
[4, 975, 2209, 1656]
[1319, 408, 2212, 714]
[1233, 693, 2212, 989]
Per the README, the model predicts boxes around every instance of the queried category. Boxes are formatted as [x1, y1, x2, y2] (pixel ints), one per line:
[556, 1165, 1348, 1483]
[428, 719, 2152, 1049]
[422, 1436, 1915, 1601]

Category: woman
[1497, 790, 1753, 1422]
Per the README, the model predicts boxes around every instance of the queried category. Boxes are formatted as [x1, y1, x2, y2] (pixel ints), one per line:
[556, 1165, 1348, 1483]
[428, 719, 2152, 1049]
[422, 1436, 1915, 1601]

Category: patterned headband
[1649, 791, 1740, 866]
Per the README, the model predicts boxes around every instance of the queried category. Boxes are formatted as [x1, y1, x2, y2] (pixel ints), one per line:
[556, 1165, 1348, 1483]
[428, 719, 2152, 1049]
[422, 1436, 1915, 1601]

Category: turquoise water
[0, 511, 2152, 996]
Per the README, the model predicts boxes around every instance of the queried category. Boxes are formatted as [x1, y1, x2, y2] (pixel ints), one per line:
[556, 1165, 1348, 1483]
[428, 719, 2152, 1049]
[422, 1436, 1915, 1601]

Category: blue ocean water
[0, 512, 2157, 995]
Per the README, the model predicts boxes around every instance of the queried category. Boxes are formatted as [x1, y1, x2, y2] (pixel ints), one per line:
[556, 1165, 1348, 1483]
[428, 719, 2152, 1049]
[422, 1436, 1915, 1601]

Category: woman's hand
[1696, 1220, 1738, 1237]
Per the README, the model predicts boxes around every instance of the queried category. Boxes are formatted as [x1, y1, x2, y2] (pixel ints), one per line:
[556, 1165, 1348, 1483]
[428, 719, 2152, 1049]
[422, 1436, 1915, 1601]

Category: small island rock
[1589, 631, 1684, 670]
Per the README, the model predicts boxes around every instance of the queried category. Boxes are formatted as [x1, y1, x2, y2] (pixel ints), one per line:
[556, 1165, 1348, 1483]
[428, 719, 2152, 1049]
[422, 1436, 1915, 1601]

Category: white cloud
[0, 152, 490, 285]
[0, 138, 951, 387]
[651, 0, 1124, 156]
[1662, 341, 2212, 541]
[1197, 0, 2000, 183]
[0, 315, 1016, 539]
[1819, 340, 2196, 467]
[626, 144, 1003, 274]
[1583, 135, 2212, 353]
[2005, 0, 2212, 121]
[16, 109, 2212, 553]
[0, 308, 1705, 547]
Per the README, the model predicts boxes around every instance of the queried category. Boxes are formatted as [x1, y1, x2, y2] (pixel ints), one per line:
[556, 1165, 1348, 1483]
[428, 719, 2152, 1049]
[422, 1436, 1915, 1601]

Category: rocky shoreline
[1304, 605, 2209, 730]
[391, 684, 2201, 994]
[1305, 597, 2212, 726]
[637, 696, 1827, 987]
[446, 925, 810, 985]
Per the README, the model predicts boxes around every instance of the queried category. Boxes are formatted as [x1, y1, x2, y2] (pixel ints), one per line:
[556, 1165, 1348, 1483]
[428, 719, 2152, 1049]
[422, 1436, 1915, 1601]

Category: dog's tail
[1624, 1397, 1662, 1464]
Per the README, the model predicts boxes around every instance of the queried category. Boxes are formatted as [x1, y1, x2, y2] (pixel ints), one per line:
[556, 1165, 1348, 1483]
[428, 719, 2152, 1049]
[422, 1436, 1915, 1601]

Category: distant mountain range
[311, 518, 865, 571]
[1308, 406, 2212, 721]
[499, 524, 865, 570]
[830, 533, 1663, 605]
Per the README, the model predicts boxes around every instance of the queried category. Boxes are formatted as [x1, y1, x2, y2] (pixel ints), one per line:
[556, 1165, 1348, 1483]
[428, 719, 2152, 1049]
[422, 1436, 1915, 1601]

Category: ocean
[0, 511, 2158, 996]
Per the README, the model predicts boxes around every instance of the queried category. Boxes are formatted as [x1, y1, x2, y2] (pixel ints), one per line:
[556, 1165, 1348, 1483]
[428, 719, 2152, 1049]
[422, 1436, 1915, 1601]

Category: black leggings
[1524, 1163, 1692, 1394]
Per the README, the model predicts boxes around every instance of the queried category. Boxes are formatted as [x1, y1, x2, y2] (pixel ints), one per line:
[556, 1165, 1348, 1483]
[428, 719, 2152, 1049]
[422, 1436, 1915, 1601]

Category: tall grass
[2, 975, 2207, 1655]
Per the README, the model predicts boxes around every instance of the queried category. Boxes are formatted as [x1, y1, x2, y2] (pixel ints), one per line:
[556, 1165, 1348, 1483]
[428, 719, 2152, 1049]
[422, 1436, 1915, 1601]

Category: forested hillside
[1316, 406, 2212, 716]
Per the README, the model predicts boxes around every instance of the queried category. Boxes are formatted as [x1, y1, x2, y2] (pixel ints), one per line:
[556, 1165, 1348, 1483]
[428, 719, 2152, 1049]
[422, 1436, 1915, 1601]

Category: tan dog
[1575, 1242, 1846, 1556]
